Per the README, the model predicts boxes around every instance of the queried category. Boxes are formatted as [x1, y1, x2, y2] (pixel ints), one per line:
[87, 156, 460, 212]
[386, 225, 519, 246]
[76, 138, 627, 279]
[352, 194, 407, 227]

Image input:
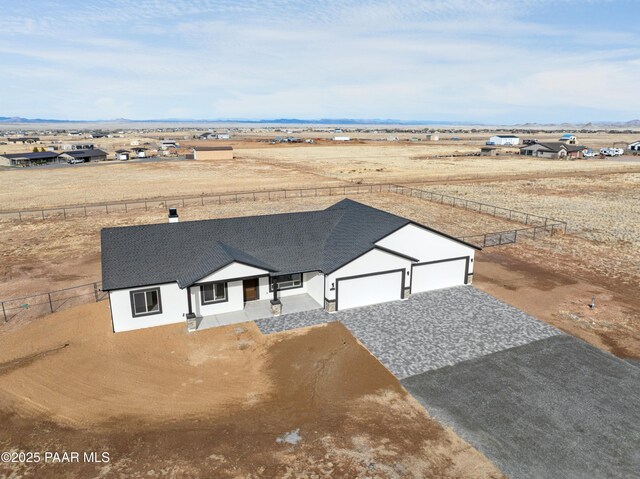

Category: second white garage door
[336, 269, 404, 311]
[411, 257, 468, 293]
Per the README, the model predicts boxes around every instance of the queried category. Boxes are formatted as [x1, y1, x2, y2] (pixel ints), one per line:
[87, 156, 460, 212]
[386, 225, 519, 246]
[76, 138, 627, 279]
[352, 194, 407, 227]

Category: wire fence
[1, 282, 107, 323]
[389, 184, 567, 247]
[0, 182, 570, 324]
[0, 184, 392, 222]
[2, 163, 639, 222]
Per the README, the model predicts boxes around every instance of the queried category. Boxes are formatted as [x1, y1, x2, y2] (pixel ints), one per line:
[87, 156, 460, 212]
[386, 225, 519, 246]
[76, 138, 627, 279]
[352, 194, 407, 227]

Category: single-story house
[519, 142, 586, 159]
[131, 147, 148, 158]
[488, 135, 520, 146]
[115, 149, 130, 161]
[59, 149, 108, 162]
[426, 134, 440, 141]
[8, 137, 40, 144]
[193, 146, 234, 161]
[101, 199, 480, 333]
[160, 140, 179, 149]
[559, 134, 577, 144]
[62, 143, 95, 151]
[628, 141, 640, 152]
[0, 151, 63, 166]
[198, 132, 216, 140]
[480, 146, 499, 156]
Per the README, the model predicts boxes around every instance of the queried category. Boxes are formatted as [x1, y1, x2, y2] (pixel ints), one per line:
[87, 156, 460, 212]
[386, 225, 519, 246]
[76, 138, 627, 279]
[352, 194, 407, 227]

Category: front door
[243, 278, 259, 302]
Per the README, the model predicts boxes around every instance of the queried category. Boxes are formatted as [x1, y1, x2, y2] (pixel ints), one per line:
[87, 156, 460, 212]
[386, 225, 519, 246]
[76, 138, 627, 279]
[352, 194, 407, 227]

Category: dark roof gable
[100, 199, 476, 291]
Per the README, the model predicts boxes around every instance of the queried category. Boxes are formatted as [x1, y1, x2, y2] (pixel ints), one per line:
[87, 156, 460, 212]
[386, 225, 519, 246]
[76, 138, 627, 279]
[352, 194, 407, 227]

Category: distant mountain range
[0, 116, 473, 126]
[1, 116, 639, 128]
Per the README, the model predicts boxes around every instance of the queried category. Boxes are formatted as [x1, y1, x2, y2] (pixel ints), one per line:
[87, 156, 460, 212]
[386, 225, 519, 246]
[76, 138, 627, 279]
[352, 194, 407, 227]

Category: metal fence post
[93, 283, 99, 301]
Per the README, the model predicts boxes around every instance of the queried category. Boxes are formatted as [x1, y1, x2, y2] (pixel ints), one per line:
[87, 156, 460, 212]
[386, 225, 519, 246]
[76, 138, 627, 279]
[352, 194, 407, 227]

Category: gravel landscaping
[257, 285, 561, 379]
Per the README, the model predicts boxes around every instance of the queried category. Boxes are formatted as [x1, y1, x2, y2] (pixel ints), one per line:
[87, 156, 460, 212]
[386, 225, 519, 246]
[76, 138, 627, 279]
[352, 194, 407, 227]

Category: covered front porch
[196, 292, 322, 330]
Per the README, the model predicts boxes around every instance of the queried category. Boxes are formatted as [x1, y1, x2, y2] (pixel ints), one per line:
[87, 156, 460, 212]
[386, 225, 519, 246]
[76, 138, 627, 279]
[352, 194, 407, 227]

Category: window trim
[129, 287, 163, 318]
[269, 273, 303, 292]
[199, 281, 229, 305]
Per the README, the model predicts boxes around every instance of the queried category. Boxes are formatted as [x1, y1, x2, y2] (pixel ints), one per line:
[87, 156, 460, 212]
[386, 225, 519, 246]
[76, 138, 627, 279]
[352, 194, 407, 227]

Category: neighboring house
[628, 141, 640, 152]
[333, 136, 350, 141]
[488, 135, 520, 146]
[519, 142, 586, 159]
[62, 143, 95, 151]
[8, 137, 40, 144]
[160, 140, 179, 149]
[426, 134, 440, 141]
[198, 132, 216, 140]
[101, 199, 480, 333]
[480, 146, 499, 156]
[59, 149, 108, 162]
[559, 134, 577, 144]
[131, 147, 148, 158]
[0, 151, 62, 166]
[193, 146, 234, 161]
[115, 149, 130, 160]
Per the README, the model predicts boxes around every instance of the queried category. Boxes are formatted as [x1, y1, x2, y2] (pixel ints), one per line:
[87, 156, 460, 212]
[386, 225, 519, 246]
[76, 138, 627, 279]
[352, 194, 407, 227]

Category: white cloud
[0, 0, 638, 121]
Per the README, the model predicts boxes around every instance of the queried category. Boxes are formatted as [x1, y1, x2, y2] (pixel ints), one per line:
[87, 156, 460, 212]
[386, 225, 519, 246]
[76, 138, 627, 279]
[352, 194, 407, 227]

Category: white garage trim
[336, 268, 405, 311]
[410, 256, 470, 293]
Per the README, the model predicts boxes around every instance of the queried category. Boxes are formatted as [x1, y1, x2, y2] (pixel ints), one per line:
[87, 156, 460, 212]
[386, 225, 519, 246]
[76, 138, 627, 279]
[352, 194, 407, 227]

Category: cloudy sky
[1, 0, 638, 123]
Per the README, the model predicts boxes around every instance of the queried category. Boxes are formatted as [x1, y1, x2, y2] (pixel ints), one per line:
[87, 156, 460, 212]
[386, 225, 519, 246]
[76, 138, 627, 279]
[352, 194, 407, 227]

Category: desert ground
[1, 134, 639, 476]
[0, 302, 504, 478]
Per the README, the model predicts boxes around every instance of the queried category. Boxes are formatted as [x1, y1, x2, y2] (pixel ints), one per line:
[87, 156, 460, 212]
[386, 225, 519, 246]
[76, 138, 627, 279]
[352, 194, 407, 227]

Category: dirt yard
[239, 145, 640, 184]
[0, 302, 503, 478]
[0, 192, 525, 301]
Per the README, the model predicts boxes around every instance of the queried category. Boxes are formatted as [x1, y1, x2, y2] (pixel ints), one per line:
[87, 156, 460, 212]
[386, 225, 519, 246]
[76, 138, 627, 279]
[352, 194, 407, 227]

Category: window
[200, 282, 227, 304]
[130, 288, 162, 317]
[270, 273, 302, 291]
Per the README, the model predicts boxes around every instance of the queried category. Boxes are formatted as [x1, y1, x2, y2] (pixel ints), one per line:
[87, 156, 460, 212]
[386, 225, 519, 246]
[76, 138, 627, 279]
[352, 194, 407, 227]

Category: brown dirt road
[0, 302, 503, 478]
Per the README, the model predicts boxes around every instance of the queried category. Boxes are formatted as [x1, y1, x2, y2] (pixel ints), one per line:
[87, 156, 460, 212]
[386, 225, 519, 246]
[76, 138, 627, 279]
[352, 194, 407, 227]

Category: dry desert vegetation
[1, 136, 639, 477]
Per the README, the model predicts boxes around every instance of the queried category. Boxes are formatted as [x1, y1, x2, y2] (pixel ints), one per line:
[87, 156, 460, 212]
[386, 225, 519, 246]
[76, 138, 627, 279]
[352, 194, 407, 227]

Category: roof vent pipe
[168, 208, 179, 223]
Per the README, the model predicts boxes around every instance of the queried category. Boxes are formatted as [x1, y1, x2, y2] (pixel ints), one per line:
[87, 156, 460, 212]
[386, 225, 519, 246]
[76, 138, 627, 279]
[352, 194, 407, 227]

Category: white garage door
[411, 257, 468, 293]
[337, 269, 404, 310]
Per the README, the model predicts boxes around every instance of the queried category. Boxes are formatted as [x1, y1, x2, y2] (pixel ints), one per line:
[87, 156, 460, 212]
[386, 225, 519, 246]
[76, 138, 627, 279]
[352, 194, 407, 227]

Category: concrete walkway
[198, 293, 321, 330]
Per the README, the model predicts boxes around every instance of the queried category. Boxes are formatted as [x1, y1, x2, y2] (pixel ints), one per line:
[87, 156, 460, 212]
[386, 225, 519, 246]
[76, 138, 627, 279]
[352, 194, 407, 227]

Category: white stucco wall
[376, 224, 475, 275]
[190, 280, 245, 317]
[109, 282, 187, 333]
[304, 271, 324, 304]
[325, 248, 411, 301]
[197, 262, 270, 283]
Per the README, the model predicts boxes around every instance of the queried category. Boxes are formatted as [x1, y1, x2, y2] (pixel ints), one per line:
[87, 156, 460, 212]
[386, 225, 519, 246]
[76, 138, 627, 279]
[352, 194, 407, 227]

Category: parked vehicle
[485, 141, 495, 145]
[67, 158, 85, 164]
[599, 148, 624, 157]
[583, 149, 596, 158]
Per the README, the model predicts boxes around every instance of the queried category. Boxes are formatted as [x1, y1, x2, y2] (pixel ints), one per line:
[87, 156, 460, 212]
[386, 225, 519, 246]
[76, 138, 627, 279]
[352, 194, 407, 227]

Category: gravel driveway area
[257, 285, 560, 378]
[401, 335, 640, 479]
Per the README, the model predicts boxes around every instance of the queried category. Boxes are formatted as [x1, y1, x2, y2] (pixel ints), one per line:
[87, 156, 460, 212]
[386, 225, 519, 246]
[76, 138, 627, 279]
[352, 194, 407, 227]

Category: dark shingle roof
[195, 146, 233, 151]
[64, 149, 108, 158]
[521, 142, 586, 153]
[101, 199, 411, 291]
[3, 151, 59, 160]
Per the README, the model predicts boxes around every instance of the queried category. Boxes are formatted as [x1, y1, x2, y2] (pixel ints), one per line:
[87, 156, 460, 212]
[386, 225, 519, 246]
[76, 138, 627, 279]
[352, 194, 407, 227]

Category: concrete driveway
[402, 335, 640, 479]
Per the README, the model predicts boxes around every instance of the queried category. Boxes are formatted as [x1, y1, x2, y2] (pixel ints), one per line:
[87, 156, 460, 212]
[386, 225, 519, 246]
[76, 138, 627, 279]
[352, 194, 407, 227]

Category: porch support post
[270, 279, 282, 316]
[186, 286, 197, 332]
